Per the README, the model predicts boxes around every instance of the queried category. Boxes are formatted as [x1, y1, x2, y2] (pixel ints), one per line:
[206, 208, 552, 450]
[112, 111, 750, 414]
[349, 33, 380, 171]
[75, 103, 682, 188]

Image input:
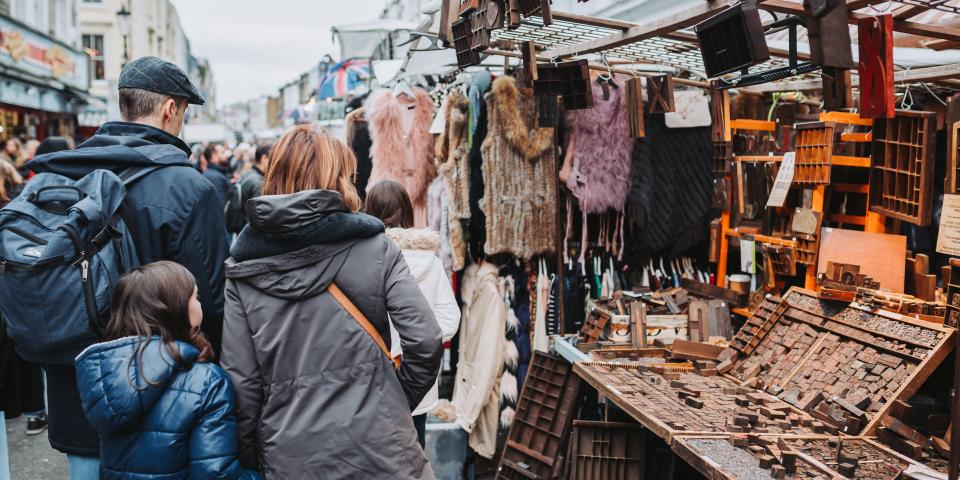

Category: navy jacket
[27, 122, 229, 350]
[203, 162, 232, 211]
[27, 122, 230, 456]
[76, 337, 261, 480]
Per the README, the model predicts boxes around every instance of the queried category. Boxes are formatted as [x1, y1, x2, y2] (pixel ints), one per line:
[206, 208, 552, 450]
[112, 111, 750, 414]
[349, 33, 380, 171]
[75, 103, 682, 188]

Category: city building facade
[0, 0, 91, 142]
[78, 0, 216, 124]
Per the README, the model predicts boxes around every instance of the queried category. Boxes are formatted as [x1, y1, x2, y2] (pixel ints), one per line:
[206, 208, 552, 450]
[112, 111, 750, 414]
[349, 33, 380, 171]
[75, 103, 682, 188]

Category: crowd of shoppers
[0, 55, 453, 479]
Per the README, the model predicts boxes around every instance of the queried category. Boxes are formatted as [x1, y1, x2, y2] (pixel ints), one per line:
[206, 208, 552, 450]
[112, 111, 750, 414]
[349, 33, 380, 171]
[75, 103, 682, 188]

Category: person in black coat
[202, 142, 231, 210]
[25, 56, 229, 479]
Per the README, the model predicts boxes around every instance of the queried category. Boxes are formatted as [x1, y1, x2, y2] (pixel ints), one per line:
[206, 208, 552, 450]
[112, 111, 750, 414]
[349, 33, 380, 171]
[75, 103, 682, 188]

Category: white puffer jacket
[387, 228, 461, 416]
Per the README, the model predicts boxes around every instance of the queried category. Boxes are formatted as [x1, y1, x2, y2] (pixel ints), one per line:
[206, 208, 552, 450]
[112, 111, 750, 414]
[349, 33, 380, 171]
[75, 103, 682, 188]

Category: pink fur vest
[365, 87, 437, 226]
[564, 76, 633, 214]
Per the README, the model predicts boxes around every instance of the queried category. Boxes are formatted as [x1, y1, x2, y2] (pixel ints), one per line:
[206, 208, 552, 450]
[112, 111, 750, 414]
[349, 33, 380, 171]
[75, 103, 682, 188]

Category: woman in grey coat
[221, 125, 443, 479]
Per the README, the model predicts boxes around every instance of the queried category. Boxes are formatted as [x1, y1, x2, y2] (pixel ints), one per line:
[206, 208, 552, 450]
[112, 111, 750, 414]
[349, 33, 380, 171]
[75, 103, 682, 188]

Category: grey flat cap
[119, 56, 206, 105]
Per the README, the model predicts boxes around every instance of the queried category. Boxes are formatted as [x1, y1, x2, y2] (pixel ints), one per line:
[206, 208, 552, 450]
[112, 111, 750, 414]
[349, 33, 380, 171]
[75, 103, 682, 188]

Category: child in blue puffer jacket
[75, 261, 261, 480]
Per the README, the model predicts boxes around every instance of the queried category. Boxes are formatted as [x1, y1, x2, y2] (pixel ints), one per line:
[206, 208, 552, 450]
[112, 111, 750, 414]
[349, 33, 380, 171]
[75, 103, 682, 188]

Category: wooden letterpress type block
[857, 14, 894, 118]
[757, 455, 775, 469]
[685, 397, 704, 409]
[797, 391, 824, 411]
[730, 434, 749, 447]
[770, 464, 786, 479]
[646, 75, 675, 114]
[838, 462, 857, 477]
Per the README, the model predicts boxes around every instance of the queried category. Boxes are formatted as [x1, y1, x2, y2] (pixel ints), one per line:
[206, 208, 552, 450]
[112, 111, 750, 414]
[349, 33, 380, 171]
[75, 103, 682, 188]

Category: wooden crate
[945, 258, 960, 328]
[793, 122, 834, 185]
[498, 352, 581, 479]
[533, 59, 593, 110]
[712, 141, 732, 174]
[868, 110, 936, 226]
[694, 0, 770, 78]
[567, 421, 646, 480]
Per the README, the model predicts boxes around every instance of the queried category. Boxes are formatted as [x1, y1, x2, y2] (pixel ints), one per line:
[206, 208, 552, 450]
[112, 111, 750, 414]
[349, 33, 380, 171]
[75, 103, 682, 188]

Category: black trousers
[413, 413, 426, 449]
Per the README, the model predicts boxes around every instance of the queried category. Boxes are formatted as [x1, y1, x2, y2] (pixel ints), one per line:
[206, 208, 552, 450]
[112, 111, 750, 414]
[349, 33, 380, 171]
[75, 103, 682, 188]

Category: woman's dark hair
[364, 180, 414, 229]
[105, 261, 213, 385]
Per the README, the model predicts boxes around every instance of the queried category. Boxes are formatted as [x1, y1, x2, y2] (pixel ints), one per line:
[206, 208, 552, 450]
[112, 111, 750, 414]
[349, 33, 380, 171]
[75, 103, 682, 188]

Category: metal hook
[868, 0, 892, 14]
[598, 52, 613, 82]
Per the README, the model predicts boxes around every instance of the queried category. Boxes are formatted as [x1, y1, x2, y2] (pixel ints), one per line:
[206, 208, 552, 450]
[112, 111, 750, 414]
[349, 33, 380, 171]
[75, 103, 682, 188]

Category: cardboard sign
[937, 194, 960, 256]
[766, 152, 796, 207]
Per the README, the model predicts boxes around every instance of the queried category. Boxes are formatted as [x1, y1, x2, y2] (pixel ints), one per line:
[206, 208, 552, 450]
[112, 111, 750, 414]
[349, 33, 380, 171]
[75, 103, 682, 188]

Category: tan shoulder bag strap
[328, 282, 401, 369]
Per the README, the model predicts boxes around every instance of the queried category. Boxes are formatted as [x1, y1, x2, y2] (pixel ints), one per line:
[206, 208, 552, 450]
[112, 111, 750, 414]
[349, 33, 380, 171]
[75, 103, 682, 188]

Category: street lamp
[117, 3, 132, 67]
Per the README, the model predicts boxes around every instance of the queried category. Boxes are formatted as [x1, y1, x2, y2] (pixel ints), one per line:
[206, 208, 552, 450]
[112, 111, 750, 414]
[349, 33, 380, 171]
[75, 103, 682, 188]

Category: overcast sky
[169, 0, 386, 107]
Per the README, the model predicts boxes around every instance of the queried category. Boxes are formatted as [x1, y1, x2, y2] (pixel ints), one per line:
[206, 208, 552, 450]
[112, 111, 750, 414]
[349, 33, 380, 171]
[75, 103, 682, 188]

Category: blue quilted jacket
[75, 336, 261, 480]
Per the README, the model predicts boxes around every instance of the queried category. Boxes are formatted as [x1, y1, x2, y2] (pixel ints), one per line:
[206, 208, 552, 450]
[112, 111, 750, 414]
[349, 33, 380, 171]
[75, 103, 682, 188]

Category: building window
[82, 34, 105, 80]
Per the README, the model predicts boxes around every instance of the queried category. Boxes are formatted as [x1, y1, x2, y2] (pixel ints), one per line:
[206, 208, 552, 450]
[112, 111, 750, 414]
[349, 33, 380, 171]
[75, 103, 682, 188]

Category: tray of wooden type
[573, 361, 825, 443]
[725, 288, 954, 436]
[673, 435, 942, 479]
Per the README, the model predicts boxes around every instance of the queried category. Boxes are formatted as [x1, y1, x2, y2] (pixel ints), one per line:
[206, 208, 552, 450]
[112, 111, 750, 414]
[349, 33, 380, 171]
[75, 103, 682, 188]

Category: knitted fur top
[565, 76, 633, 214]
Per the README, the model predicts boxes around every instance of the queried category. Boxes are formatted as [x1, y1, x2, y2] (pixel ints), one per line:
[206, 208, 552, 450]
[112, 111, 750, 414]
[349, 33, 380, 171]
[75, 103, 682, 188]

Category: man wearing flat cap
[25, 57, 229, 478]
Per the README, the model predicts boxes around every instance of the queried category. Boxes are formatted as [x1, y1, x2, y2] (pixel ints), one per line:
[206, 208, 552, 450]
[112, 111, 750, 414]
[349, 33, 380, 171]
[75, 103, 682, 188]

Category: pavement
[4, 416, 67, 480]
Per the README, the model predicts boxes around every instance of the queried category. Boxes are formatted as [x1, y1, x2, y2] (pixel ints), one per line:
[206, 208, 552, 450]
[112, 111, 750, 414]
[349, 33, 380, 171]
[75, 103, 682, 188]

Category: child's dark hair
[105, 261, 213, 384]
[364, 179, 414, 229]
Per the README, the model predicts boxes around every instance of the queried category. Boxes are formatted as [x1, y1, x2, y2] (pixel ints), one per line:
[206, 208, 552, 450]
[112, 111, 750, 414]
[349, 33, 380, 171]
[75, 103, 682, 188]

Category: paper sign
[937, 194, 960, 256]
[740, 239, 756, 274]
[766, 152, 796, 208]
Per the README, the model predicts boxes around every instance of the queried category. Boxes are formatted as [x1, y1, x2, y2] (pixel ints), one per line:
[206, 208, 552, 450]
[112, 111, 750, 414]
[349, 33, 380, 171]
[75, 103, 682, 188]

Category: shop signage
[0, 15, 90, 91]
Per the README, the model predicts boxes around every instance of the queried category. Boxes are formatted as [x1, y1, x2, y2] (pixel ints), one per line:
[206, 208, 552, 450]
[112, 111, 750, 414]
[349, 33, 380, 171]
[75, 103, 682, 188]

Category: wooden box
[694, 0, 770, 78]
[868, 110, 936, 226]
[793, 121, 834, 185]
[533, 59, 593, 110]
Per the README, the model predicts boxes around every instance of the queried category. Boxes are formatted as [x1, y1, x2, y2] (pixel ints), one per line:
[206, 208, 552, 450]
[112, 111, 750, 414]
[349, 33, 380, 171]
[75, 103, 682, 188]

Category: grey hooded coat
[221, 189, 442, 479]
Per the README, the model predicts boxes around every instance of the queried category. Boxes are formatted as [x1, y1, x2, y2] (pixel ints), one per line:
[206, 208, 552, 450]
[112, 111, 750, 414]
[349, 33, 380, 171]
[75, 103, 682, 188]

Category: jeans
[67, 455, 99, 480]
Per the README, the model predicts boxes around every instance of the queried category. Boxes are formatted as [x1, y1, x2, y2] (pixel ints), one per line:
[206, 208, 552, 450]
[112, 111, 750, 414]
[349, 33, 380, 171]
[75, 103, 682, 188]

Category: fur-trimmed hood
[386, 227, 441, 282]
[483, 76, 553, 161]
[386, 227, 440, 252]
[364, 88, 437, 206]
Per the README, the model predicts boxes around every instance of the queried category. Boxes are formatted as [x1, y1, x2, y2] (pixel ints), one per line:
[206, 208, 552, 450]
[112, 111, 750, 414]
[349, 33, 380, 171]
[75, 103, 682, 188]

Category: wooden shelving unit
[869, 110, 937, 226]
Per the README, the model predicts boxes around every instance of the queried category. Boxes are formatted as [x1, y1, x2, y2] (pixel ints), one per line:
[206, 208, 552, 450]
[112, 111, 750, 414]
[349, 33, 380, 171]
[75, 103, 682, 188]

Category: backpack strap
[327, 282, 401, 369]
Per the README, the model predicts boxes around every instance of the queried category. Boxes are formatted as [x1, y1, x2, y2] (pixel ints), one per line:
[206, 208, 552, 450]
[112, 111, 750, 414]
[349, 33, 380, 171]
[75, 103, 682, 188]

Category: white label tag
[766, 152, 796, 208]
[937, 194, 960, 256]
[20, 246, 44, 258]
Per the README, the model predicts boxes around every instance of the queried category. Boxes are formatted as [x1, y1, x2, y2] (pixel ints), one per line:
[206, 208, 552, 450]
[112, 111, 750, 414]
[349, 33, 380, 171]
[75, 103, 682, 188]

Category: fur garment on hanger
[564, 76, 633, 214]
[481, 76, 557, 260]
[436, 93, 470, 270]
[365, 87, 437, 221]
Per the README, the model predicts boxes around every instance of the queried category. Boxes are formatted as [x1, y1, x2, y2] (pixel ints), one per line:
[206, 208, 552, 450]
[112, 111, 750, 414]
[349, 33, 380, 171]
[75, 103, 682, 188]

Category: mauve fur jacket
[564, 76, 633, 214]
[480, 76, 557, 260]
[365, 87, 437, 227]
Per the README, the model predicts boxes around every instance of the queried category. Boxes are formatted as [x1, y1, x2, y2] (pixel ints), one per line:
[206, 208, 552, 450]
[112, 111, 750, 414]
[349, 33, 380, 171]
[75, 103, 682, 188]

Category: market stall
[355, 0, 960, 477]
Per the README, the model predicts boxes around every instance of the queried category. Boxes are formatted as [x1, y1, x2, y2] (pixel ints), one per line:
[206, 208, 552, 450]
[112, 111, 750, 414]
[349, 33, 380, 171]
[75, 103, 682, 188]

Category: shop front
[0, 14, 91, 143]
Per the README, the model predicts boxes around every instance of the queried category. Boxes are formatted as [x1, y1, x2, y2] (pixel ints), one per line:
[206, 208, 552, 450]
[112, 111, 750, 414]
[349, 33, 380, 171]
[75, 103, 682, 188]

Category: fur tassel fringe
[505, 308, 519, 334]
[504, 339, 519, 370]
[500, 371, 518, 404]
[500, 407, 515, 429]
